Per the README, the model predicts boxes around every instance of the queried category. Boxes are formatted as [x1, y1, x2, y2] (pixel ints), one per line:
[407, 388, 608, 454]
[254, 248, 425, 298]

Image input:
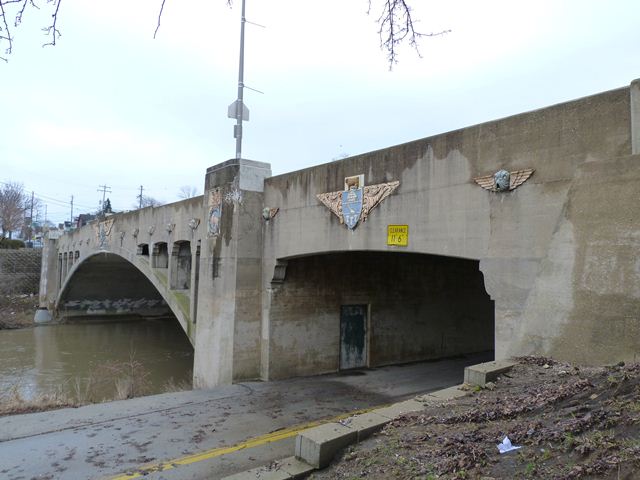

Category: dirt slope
[309, 357, 640, 480]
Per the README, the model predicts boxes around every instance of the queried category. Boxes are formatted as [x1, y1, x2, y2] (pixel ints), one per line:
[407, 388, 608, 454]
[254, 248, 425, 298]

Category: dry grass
[0, 384, 76, 417]
[162, 373, 193, 393]
[0, 294, 36, 329]
[0, 353, 177, 417]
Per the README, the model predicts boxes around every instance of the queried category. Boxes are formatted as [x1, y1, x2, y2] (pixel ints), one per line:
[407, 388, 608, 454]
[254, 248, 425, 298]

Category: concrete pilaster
[631, 79, 640, 155]
[38, 235, 60, 311]
[193, 159, 271, 389]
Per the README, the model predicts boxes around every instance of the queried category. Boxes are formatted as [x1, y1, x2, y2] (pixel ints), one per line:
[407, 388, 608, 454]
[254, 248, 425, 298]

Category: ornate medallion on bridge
[474, 168, 534, 192]
[207, 188, 222, 237]
[94, 219, 115, 249]
[316, 176, 400, 230]
[188, 218, 200, 231]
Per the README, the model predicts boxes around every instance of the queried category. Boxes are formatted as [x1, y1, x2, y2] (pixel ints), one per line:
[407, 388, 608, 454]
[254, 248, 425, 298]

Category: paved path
[0, 353, 491, 480]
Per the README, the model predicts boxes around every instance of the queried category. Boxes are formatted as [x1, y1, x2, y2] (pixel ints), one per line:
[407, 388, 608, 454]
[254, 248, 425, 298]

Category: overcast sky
[1, 0, 639, 224]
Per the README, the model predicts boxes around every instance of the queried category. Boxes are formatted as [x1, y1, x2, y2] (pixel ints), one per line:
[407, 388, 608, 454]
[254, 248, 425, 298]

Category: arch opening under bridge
[56, 252, 192, 343]
[265, 250, 495, 379]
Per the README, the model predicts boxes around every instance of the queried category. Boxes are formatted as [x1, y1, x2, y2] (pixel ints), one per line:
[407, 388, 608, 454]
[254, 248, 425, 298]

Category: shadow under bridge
[56, 251, 193, 343]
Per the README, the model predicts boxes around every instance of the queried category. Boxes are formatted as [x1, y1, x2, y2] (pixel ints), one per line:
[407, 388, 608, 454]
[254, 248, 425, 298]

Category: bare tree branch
[41, 0, 61, 48]
[177, 185, 199, 199]
[0, 0, 13, 61]
[154, 0, 231, 39]
[134, 195, 163, 209]
[15, 0, 33, 28]
[369, 0, 450, 68]
[153, 0, 166, 39]
[2, 0, 442, 68]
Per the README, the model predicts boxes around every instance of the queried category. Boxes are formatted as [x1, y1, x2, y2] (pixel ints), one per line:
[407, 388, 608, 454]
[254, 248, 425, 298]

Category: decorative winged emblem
[474, 168, 534, 192]
[262, 207, 279, 221]
[317, 180, 400, 229]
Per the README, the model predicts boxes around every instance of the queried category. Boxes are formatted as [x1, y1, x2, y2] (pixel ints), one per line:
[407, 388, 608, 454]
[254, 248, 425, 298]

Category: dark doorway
[340, 305, 368, 370]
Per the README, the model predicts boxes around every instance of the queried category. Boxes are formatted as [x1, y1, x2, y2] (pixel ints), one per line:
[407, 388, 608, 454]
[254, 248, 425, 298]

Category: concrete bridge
[39, 79, 640, 389]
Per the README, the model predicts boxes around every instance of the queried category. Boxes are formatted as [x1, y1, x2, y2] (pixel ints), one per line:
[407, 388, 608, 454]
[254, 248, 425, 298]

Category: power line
[0, 180, 95, 210]
[97, 184, 112, 209]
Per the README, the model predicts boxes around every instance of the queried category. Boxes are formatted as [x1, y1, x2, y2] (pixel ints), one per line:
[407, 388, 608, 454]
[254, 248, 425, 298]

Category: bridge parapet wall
[40, 196, 206, 342]
[261, 83, 637, 372]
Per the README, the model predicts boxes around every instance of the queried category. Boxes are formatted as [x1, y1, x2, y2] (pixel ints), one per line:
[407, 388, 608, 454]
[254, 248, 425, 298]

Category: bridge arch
[56, 251, 194, 344]
[264, 249, 494, 379]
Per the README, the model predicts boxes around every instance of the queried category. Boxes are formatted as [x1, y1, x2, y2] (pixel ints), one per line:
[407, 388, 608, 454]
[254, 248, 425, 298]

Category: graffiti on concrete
[207, 188, 222, 237]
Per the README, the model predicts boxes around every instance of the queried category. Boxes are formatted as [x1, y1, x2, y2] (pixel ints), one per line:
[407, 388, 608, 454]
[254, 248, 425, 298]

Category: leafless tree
[1, 0, 445, 67]
[177, 185, 199, 199]
[134, 195, 163, 209]
[0, 181, 27, 239]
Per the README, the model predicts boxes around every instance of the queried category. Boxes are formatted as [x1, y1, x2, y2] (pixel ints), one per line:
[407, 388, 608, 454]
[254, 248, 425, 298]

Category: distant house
[75, 214, 96, 229]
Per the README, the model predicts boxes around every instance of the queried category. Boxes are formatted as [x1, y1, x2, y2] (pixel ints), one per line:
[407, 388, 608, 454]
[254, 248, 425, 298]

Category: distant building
[75, 214, 96, 228]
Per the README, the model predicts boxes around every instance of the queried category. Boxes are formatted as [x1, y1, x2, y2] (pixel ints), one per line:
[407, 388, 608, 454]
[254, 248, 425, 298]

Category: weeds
[0, 383, 75, 416]
[0, 351, 191, 417]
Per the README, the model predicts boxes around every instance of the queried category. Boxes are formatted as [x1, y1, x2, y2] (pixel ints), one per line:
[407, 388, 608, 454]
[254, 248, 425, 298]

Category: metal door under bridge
[340, 305, 368, 370]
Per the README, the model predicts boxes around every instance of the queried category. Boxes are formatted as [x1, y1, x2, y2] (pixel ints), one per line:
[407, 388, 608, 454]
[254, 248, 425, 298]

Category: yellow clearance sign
[387, 225, 408, 246]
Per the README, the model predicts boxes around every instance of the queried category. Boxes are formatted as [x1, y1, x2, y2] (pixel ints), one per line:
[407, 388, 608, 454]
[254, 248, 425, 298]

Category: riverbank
[0, 356, 192, 417]
[0, 315, 194, 417]
[0, 293, 37, 329]
[309, 357, 640, 479]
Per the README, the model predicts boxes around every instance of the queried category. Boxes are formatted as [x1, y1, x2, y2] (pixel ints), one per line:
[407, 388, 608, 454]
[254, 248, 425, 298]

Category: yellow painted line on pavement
[108, 404, 385, 480]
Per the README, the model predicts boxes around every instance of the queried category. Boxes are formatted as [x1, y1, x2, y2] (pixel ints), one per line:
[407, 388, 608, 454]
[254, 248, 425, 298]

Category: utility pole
[29, 191, 34, 241]
[137, 185, 144, 209]
[70, 195, 74, 224]
[97, 184, 112, 211]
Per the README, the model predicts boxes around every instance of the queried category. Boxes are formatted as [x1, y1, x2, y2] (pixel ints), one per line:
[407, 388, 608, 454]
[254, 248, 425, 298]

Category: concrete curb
[464, 360, 517, 387]
[220, 382, 471, 479]
[221, 456, 314, 479]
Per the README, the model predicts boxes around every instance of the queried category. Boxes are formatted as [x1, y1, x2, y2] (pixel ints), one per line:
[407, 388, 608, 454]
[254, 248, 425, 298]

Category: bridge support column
[193, 159, 272, 388]
[36, 233, 61, 322]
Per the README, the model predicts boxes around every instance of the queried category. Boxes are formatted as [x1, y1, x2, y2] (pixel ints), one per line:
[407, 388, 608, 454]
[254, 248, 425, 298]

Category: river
[0, 317, 194, 402]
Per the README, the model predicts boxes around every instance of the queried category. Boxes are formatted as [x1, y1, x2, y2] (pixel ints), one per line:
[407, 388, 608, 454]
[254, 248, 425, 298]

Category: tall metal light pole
[229, 0, 249, 160]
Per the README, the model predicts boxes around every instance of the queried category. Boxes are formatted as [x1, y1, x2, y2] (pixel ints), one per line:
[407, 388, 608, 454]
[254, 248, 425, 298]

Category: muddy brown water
[0, 316, 194, 401]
